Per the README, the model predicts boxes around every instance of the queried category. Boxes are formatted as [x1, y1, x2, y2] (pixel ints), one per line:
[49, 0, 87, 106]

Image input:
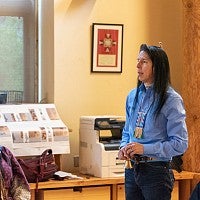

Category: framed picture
[91, 23, 123, 73]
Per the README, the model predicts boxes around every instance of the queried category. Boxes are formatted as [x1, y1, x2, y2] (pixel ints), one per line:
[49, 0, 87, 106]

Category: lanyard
[133, 89, 153, 139]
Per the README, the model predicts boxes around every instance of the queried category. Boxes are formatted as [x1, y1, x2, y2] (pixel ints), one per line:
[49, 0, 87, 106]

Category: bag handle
[40, 149, 53, 165]
[40, 149, 54, 172]
[41, 149, 53, 160]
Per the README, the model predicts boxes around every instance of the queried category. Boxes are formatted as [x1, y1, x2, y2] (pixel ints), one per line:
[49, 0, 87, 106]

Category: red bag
[17, 149, 58, 183]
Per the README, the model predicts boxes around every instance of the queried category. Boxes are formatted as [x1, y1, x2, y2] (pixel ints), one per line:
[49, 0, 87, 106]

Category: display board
[0, 104, 70, 156]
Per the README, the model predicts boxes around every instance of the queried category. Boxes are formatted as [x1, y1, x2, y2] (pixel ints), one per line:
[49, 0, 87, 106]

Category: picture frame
[91, 23, 123, 73]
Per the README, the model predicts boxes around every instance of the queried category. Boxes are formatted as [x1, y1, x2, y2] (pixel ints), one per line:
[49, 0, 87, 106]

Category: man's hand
[125, 142, 144, 158]
[118, 146, 129, 160]
[118, 142, 144, 160]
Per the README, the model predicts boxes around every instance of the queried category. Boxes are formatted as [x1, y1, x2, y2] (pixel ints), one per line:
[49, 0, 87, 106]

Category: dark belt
[132, 155, 156, 163]
[131, 155, 169, 165]
[130, 160, 170, 169]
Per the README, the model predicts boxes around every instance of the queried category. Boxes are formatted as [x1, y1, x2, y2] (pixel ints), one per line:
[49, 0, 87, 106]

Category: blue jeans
[125, 161, 174, 200]
[189, 182, 200, 200]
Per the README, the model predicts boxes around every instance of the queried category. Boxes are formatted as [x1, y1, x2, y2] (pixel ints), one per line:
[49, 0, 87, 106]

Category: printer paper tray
[103, 143, 120, 151]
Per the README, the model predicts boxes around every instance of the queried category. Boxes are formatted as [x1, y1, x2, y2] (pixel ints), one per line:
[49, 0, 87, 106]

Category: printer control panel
[94, 118, 125, 130]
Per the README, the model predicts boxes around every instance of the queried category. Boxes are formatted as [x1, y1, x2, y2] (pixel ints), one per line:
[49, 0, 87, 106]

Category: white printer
[79, 116, 125, 177]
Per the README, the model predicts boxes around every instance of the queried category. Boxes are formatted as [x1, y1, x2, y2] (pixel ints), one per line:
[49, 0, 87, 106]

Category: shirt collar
[139, 83, 153, 92]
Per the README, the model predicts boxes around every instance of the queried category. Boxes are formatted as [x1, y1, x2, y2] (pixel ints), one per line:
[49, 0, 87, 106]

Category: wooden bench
[29, 170, 195, 200]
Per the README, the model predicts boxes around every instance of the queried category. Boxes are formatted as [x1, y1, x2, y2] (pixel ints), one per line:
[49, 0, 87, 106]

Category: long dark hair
[135, 44, 171, 115]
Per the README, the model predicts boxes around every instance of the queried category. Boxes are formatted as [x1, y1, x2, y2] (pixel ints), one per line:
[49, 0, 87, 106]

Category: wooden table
[29, 170, 195, 200]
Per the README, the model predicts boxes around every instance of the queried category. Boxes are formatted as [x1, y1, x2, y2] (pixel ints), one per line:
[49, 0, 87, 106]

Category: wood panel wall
[182, 0, 200, 174]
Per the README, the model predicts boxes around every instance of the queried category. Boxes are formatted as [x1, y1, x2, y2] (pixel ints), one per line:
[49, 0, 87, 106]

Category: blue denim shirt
[120, 84, 188, 161]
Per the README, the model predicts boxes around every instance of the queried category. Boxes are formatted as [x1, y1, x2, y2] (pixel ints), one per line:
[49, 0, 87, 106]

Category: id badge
[134, 127, 143, 138]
